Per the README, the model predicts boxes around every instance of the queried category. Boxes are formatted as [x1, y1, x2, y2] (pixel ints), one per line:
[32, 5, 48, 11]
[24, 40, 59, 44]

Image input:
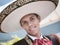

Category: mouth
[29, 26, 37, 31]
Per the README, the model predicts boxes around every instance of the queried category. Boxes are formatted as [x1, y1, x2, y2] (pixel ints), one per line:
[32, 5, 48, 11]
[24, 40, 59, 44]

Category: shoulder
[13, 39, 28, 45]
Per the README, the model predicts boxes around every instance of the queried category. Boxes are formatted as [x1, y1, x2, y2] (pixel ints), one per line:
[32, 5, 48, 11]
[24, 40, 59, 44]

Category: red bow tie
[33, 38, 52, 45]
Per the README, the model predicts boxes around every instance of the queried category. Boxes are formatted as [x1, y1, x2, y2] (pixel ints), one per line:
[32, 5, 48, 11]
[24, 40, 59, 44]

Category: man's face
[20, 14, 40, 36]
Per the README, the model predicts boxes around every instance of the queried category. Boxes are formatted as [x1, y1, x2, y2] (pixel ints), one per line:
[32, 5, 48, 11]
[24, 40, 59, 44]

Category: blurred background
[0, 0, 60, 42]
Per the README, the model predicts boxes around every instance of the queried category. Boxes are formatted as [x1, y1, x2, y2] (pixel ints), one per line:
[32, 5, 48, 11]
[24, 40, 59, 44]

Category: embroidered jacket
[13, 35, 59, 45]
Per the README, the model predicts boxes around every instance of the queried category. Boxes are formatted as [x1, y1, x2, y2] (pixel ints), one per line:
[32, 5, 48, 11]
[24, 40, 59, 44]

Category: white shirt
[28, 34, 43, 41]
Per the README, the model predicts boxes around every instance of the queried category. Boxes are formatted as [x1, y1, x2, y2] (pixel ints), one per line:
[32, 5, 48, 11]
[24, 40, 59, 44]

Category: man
[13, 13, 53, 45]
[0, 1, 57, 45]
[12, 1, 58, 45]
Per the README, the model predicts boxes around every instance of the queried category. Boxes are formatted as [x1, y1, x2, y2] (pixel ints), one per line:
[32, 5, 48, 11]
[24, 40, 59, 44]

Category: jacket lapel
[24, 35, 33, 45]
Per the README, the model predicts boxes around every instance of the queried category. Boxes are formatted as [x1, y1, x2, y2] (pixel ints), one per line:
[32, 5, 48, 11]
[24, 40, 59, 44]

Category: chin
[31, 32, 38, 36]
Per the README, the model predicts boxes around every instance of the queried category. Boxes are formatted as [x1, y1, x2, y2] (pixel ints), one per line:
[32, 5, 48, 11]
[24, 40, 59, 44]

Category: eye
[22, 21, 28, 26]
[30, 17, 35, 21]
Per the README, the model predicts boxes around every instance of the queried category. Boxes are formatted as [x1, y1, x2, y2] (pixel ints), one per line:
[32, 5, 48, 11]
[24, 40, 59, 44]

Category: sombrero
[1, 1, 56, 33]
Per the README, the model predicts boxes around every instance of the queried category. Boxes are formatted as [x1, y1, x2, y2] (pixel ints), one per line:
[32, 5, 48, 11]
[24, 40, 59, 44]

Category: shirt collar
[28, 34, 43, 41]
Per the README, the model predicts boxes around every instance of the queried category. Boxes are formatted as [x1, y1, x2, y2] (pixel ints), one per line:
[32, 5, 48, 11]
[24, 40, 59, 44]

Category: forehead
[24, 14, 35, 18]
[21, 14, 37, 21]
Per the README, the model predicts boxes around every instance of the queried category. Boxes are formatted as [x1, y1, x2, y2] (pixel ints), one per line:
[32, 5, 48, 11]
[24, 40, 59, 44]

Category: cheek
[34, 21, 40, 26]
[22, 26, 29, 31]
[22, 27, 29, 33]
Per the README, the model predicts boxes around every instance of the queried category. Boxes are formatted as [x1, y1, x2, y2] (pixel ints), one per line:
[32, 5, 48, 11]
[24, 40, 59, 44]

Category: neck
[36, 32, 41, 38]
[33, 31, 41, 38]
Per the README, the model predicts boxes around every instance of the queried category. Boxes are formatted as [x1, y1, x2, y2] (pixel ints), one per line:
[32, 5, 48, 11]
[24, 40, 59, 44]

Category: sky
[0, 0, 13, 6]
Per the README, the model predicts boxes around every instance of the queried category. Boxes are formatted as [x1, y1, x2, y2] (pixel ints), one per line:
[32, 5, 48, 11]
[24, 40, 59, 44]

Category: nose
[28, 22, 32, 27]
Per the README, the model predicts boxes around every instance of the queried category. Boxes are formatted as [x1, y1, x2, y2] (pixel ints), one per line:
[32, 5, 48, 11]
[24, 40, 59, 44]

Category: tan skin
[20, 14, 41, 38]
[20, 14, 50, 45]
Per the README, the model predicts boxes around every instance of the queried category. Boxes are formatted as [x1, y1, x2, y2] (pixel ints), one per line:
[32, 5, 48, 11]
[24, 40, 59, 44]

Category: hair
[20, 13, 41, 26]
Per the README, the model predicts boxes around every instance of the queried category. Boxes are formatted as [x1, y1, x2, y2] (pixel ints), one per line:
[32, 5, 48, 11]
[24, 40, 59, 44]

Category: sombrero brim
[1, 1, 56, 33]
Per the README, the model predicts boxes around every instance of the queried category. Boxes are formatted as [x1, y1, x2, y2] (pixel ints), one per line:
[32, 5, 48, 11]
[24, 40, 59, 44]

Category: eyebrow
[30, 15, 35, 19]
[21, 15, 35, 23]
[21, 20, 26, 24]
